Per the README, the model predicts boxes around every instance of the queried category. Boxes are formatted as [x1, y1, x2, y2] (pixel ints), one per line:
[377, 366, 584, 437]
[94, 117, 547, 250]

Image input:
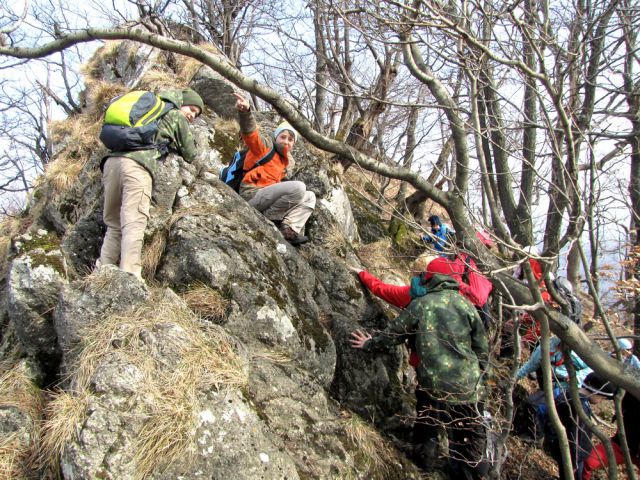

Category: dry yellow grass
[47, 114, 103, 194]
[0, 432, 26, 480]
[141, 230, 167, 281]
[38, 389, 89, 469]
[0, 215, 22, 238]
[252, 349, 292, 365]
[214, 117, 240, 137]
[0, 363, 42, 420]
[78, 265, 116, 293]
[174, 42, 224, 83]
[0, 236, 12, 281]
[343, 413, 396, 478]
[133, 385, 196, 480]
[136, 68, 185, 92]
[60, 289, 246, 478]
[323, 223, 347, 252]
[0, 362, 44, 479]
[182, 283, 228, 322]
[82, 80, 128, 122]
[355, 239, 413, 282]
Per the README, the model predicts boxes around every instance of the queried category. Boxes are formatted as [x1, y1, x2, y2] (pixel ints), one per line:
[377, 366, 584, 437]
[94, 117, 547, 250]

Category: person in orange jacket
[233, 92, 315, 246]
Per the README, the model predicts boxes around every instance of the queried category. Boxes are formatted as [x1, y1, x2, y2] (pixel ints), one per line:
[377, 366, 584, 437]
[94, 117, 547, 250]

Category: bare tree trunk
[566, 244, 582, 292]
[394, 106, 419, 209]
[312, 5, 329, 134]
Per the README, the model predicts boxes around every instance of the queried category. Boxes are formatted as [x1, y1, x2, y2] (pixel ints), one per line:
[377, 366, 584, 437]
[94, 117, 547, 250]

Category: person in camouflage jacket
[351, 260, 489, 478]
[97, 88, 204, 278]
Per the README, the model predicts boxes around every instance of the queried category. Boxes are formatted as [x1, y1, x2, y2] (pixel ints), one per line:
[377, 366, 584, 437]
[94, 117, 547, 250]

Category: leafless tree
[1, 1, 639, 476]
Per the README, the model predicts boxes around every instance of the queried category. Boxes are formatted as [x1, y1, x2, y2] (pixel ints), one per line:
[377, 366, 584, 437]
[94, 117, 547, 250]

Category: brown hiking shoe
[278, 224, 309, 246]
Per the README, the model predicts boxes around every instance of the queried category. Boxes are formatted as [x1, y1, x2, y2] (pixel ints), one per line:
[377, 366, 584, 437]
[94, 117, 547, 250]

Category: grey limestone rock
[0, 39, 425, 479]
[7, 237, 68, 360]
[157, 180, 337, 388]
[190, 64, 239, 120]
[54, 265, 150, 357]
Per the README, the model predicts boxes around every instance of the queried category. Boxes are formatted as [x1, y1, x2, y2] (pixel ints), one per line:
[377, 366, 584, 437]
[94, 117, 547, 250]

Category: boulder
[190, 65, 240, 120]
[7, 231, 68, 362]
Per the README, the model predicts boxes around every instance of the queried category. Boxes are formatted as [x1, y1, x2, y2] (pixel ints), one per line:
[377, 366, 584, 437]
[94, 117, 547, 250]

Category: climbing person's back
[97, 88, 204, 278]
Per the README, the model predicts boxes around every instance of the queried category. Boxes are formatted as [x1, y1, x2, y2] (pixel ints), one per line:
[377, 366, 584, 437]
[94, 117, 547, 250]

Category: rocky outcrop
[7, 231, 67, 366]
[0, 39, 422, 480]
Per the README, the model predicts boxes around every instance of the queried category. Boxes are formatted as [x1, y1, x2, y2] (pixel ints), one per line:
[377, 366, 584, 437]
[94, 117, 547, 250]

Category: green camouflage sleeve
[363, 302, 421, 352]
[468, 305, 489, 371]
[172, 112, 197, 163]
[159, 110, 197, 163]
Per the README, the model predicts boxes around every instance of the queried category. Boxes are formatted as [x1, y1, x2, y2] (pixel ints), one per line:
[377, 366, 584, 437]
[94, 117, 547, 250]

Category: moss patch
[345, 186, 388, 244]
[14, 231, 65, 274]
[213, 121, 240, 165]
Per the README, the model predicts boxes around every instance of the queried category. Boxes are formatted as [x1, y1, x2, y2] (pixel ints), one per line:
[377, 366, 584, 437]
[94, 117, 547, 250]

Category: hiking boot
[278, 224, 309, 246]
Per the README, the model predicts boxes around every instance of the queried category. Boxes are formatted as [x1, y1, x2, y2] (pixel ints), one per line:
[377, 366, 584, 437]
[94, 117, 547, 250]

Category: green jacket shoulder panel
[108, 107, 196, 179]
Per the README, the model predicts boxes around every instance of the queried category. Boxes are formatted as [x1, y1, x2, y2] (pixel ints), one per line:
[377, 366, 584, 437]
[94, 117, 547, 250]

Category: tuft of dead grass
[355, 239, 413, 281]
[0, 215, 22, 238]
[0, 362, 44, 479]
[0, 432, 26, 480]
[65, 290, 246, 478]
[47, 114, 103, 195]
[251, 349, 292, 365]
[141, 230, 167, 281]
[343, 414, 395, 478]
[174, 42, 224, 82]
[82, 80, 128, 122]
[134, 386, 195, 480]
[0, 363, 43, 420]
[214, 117, 240, 137]
[136, 68, 184, 92]
[182, 283, 228, 322]
[43, 157, 86, 194]
[78, 265, 116, 293]
[0, 236, 12, 281]
[323, 223, 347, 252]
[38, 389, 89, 469]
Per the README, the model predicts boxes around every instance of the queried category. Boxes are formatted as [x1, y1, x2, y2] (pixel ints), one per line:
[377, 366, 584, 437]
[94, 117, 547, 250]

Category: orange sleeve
[241, 130, 271, 170]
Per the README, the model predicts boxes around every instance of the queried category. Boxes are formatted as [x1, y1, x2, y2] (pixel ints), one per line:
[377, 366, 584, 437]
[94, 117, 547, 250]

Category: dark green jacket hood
[424, 274, 460, 293]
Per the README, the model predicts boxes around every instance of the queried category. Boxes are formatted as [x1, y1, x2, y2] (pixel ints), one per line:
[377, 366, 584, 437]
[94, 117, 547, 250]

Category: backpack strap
[243, 147, 276, 175]
[152, 102, 177, 156]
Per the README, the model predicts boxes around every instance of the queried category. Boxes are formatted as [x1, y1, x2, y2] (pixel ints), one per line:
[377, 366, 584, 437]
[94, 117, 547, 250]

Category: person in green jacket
[97, 88, 204, 279]
[351, 258, 490, 478]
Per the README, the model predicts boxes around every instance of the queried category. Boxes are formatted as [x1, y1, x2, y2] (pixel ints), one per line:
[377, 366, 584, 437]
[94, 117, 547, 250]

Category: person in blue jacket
[516, 336, 592, 444]
[422, 215, 454, 255]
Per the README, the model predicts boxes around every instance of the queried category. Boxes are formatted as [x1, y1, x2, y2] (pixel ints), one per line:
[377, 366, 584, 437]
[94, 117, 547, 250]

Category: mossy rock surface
[346, 186, 388, 244]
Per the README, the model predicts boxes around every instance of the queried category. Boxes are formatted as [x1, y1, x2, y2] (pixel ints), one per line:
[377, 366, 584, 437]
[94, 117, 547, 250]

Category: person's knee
[304, 190, 316, 208]
[287, 181, 306, 200]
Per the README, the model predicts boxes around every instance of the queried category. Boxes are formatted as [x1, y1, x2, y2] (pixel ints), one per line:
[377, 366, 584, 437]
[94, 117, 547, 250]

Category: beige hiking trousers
[98, 156, 152, 278]
[246, 181, 316, 233]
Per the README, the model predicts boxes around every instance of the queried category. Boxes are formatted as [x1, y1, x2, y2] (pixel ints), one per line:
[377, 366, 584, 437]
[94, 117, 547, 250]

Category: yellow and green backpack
[99, 90, 174, 152]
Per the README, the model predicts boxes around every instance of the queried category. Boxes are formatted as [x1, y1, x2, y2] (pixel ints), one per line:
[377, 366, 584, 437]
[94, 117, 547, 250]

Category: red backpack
[455, 255, 493, 306]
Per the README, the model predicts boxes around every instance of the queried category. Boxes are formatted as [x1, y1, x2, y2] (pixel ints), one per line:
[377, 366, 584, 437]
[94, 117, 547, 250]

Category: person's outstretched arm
[351, 268, 412, 309]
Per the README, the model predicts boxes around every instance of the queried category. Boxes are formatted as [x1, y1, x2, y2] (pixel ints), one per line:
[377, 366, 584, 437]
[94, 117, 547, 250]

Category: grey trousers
[245, 181, 315, 233]
[98, 156, 152, 278]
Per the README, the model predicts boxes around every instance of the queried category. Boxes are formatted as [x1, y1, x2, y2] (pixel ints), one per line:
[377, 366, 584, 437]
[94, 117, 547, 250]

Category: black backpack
[553, 277, 583, 325]
[220, 148, 276, 192]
